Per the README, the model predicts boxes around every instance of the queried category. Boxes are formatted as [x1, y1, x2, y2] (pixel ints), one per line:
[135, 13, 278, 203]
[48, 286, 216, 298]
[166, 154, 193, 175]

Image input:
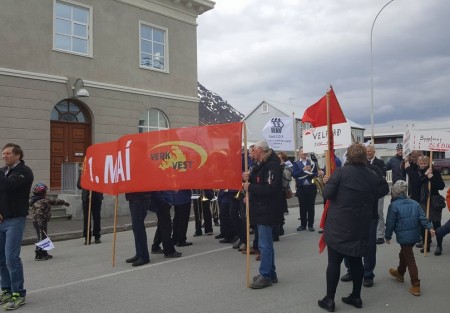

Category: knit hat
[396, 143, 403, 150]
[391, 180, 407, 198]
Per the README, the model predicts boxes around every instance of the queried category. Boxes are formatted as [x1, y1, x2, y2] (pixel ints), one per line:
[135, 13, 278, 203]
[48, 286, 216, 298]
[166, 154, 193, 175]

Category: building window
[262, 103, 269, 113]
[140, 22, 168, 71]
[54, 0, 92, 56]
[139, 109, 169, 133]
[51, 99, 89, 123]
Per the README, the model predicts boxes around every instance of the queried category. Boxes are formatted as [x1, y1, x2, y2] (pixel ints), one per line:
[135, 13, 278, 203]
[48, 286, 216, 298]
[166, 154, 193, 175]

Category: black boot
[43, 250, 53, 260]
[35, 250, 45, 261]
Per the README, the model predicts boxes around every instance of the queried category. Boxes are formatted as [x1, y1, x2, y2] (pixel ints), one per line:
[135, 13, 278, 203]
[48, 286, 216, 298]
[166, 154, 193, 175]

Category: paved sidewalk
[22, 196, 308, 246]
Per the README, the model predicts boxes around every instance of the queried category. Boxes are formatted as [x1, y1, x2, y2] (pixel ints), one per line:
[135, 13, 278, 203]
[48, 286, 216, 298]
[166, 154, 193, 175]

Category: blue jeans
[129, 199, 151, 262]
[257, 225, 276, 279]
[0, 217, 27, 296]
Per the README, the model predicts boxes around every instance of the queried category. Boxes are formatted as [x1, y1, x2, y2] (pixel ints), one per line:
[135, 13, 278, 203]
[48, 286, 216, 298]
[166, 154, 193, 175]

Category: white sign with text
[403, 129, 450, 155]
[262, 117, 295, 151]
[302, 122, 352, 153]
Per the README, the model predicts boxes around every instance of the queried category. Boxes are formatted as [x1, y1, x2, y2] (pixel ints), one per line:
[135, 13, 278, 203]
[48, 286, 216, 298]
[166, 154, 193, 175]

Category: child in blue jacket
[385, 180, 435, 297]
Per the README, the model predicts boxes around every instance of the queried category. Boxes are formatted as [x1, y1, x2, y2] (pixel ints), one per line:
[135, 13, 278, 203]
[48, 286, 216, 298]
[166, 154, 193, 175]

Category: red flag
[308, 87, 345, 253]
[301, 87, 346, 127]
[81, 122, 243, 195]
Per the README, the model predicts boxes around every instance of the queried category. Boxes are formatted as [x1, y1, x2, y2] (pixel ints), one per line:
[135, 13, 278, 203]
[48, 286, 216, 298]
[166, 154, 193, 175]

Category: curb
[22, 201, 320, 246]
[22, 220, 158, 246]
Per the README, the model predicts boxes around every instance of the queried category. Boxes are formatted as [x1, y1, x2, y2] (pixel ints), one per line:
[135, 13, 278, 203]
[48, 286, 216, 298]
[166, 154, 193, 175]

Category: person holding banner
[243, 140, 283, 289]
[172, 190, 193, 247]
[77, 175, 103, 245]
[405, 155, 445, 254]
[0, 143, 34, 310]
[125, 192, 153, 267]
[318, 143, 379, 312]
[292, 148, 318, 232]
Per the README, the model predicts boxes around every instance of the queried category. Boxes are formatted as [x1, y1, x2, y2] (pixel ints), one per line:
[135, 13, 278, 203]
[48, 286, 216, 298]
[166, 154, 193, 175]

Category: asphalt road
[18, 195, 450, 313]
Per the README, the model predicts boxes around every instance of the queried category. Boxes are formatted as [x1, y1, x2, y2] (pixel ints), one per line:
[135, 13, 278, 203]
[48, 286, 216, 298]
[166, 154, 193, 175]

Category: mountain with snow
[198, 82, 244, 125]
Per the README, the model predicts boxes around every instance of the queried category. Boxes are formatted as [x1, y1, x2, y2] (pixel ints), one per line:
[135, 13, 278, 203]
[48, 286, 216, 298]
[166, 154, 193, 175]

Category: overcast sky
[197, 0, 450, 130]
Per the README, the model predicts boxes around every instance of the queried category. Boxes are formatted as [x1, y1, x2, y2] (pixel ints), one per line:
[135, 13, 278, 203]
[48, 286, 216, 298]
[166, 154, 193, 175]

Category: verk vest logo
[150, 141, 207, 172]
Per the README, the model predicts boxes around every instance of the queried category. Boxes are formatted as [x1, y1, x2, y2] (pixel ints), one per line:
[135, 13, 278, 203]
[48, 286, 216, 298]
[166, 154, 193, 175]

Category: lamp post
[370, 0, 395, 144]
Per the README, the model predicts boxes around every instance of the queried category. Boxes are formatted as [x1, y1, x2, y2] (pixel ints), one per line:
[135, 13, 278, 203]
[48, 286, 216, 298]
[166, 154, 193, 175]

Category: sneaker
[0, 291, 12, 305]
[297, 226, 306, 231]
[249, 275, 272, 289]
[205, 232, 214, 236]
[253, 275, 278, 284]
[232, 241, 242, 249]
[409, 285, 420, 296]
[237, 243, 247, 252]
[308, 227, 315, 232]
[3, 293, 25, 310]
[389, 268, 404, 282]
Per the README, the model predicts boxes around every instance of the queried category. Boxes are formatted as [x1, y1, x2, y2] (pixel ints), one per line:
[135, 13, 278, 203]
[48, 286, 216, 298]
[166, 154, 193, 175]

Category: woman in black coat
[318, 143, 379, 312]
[405, 155, 445, 254]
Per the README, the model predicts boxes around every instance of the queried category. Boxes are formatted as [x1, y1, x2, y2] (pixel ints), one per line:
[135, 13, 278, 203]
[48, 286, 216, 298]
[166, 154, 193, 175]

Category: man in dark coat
[318, 143, 379, 312]
[367, 144, 387, 244]
[243, 140, 282, 289]
[385, 143, 406, 185]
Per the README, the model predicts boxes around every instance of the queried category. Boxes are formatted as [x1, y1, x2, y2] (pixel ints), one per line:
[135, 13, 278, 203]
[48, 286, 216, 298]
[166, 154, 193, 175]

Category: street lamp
[72, 78, 89, 98]
[370, 0, 395, 144]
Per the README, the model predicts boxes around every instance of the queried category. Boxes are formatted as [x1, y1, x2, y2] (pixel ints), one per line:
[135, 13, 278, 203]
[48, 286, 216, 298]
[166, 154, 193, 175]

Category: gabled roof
[243, 100, 365, 130]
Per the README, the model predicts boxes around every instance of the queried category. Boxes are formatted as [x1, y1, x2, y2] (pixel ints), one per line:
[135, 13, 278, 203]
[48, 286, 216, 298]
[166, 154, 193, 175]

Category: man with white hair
[366, 145, 387, 245]
[243, 141, 283, 289]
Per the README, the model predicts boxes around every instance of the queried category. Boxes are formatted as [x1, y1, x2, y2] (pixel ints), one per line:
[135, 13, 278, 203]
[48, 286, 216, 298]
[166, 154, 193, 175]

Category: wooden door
[50, 121, 91, 189]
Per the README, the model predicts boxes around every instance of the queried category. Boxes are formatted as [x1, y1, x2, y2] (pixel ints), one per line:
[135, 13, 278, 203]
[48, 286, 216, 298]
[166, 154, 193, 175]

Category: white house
[242, 100, 365, 161]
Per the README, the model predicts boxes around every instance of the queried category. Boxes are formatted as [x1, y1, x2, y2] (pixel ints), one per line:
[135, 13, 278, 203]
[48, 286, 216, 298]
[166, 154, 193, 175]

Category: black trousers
[326, 246, 364, 300]
[193, 199, 213, 234]
[83, 199, 102, 239]
[152, 206, 176, 256]
[219, 201, 235, 239]
[172, 202, 191, 244]
[297, 185, 317, 228]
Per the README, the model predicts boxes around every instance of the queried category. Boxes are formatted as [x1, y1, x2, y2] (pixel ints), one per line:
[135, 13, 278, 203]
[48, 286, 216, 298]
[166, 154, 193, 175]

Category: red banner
[81, 122, 243, 195]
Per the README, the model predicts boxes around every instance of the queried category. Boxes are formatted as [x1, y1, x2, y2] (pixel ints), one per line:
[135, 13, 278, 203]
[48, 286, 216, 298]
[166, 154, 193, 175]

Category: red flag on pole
[302, 87, 346, 253]
[301, 87, 346, 127]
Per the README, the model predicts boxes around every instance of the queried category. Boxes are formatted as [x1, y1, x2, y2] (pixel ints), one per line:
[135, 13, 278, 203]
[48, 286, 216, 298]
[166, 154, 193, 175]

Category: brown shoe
[242, 247, 260, 255]
[256, 254, 261, 261]
[389, 268, 404, 282]
[409, 285, 420, 296]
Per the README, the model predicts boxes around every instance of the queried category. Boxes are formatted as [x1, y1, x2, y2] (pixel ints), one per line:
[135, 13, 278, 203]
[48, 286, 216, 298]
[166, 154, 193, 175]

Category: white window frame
[53, 0, 93, 57]
[261, 103, 269, 113]
[139, 21, 169, 73]
[139, 109, 170, 133]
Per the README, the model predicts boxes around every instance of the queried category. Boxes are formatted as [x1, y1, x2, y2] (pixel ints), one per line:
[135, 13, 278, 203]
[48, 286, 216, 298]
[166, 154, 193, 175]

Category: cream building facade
[0, 0, 214, 218]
